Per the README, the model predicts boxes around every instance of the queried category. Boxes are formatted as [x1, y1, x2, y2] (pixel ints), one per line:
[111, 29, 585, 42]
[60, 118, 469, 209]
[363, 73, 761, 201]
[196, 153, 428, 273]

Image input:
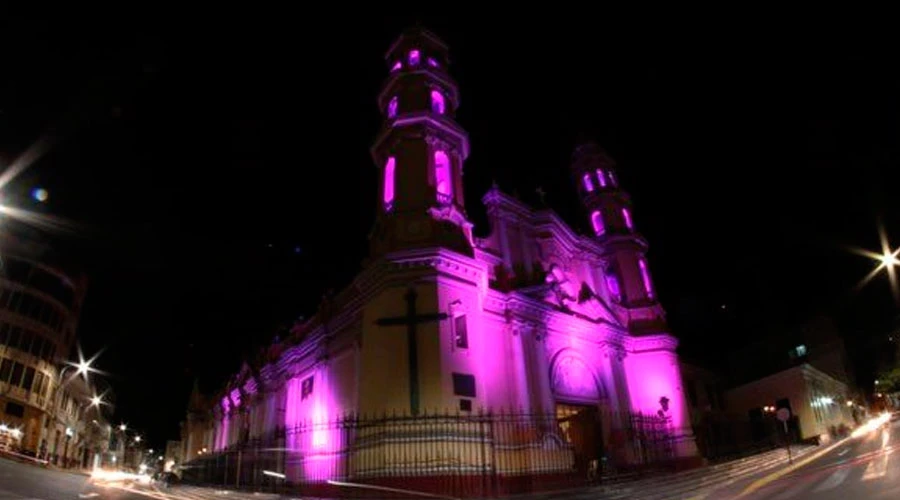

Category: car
[151, 472, 180, 488]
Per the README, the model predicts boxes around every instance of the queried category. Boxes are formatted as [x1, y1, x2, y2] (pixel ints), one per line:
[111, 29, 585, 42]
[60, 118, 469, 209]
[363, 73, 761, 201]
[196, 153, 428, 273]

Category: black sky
[0, 14, 897, 449]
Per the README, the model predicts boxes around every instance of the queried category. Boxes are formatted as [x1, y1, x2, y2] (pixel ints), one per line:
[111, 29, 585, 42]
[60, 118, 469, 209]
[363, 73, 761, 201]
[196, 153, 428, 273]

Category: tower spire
[570, 142, 663, 330]
[369, 28, 473, 258]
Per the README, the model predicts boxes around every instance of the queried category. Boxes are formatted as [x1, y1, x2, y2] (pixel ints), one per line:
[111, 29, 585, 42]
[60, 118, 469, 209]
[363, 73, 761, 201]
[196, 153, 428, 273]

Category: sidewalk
[514, 444, 819, 500]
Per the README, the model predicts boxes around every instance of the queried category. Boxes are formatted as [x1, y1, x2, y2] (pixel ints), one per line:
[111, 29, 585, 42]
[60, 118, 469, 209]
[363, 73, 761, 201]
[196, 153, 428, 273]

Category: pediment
[571, 283, 622, 326]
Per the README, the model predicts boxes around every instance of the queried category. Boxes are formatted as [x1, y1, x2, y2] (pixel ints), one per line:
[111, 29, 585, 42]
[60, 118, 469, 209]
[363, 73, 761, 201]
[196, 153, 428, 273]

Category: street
[739, 418, 900, 499]
[4, 419, 900, 500]
[0, 457, 151, 499]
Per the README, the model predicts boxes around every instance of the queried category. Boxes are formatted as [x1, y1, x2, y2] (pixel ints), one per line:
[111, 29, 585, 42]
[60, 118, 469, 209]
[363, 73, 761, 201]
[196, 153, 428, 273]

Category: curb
[736, 436, 851, 497]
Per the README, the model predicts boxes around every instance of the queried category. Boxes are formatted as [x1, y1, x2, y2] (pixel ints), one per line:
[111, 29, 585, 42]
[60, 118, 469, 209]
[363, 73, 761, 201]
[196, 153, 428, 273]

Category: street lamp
[119, 424, 127, 432]
[134, 436, 141, 443]
[852, 227, 900, 301]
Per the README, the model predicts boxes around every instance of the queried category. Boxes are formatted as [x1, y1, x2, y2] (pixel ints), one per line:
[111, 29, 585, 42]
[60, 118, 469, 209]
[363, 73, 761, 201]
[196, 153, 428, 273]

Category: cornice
[626, 333, 679, 354]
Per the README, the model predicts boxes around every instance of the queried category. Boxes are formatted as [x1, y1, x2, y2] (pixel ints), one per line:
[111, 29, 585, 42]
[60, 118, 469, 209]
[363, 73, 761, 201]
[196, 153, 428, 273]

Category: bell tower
[571, 142, 666, 333]
[370, 27, 474, 258]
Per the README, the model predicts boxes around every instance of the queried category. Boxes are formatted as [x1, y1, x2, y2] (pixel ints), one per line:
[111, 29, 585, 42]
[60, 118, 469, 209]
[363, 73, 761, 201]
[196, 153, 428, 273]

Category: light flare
[849, 224, 900, 302]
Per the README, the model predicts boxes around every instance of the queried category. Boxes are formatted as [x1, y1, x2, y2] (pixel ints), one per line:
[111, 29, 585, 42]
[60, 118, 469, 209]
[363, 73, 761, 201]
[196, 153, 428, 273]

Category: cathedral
[189, 27, 698, 495]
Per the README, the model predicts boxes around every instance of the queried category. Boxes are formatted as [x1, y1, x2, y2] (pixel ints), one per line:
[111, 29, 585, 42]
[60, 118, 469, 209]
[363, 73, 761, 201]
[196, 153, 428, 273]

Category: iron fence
[181, 409, 681, 498]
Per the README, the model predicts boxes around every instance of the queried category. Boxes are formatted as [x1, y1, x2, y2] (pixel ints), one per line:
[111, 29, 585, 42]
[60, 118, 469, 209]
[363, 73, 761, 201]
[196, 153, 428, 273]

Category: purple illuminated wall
[430, 90, 445, 115]
[391, 61, 401, 72]
[408, 50, 420, 66]
[596, 169, 607, 187]
[625, 347, 687, 433]
[284, 367, 341, 481]
[383, 157, 396, 208]
[427, 57, 439, 68]
[591, 210, 605, 236]
[434, 150, 452, 200]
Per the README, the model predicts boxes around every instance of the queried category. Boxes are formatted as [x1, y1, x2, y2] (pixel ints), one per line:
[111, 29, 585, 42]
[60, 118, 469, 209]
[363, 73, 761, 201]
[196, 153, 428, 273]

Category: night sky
[0, 15, 897, 449]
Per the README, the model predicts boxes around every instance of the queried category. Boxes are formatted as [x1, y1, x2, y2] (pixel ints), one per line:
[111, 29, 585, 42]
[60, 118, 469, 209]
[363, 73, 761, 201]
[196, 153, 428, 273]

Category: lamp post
[51, 355, 101, 467]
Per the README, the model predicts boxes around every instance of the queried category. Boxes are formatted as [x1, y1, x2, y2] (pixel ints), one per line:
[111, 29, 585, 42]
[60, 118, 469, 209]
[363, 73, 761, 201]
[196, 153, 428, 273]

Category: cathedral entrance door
[556, 403, 601, 478]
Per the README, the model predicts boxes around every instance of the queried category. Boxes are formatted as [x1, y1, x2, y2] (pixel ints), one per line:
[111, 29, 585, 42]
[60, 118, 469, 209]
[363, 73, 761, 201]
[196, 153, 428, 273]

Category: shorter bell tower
[369, 27, 474, 259]
[571, 142, 666, 333]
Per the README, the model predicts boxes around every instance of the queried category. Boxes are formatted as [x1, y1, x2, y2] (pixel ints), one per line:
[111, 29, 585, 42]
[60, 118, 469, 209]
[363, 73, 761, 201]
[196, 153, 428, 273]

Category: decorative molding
[626, 334, 679, 354]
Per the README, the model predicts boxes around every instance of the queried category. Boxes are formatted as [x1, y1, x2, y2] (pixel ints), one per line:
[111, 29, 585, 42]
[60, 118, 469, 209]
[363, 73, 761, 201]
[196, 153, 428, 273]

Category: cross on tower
[375, 288, 448, 415]
[535, 186, 547, 206]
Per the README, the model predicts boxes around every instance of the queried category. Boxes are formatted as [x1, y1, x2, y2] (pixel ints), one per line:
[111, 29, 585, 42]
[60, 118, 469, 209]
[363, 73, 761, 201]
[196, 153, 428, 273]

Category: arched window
[427, 57, 439, 68]
[408, 50, 421, 66]
[430, 90, 445, 115]
[391, 61, 402, 72]
[622, 208, 634, 230]
[387, 96, 398, 118]
[590, 210, 605, 236]
[605, 273, 621, 301]
[608, 170, 617, 186]
[434, 150, 452, 203]
[582, 173, 594, 192]
[638, 258, 654, 298]
[596, 169, 607, 188]
[383, 157, 396, 210]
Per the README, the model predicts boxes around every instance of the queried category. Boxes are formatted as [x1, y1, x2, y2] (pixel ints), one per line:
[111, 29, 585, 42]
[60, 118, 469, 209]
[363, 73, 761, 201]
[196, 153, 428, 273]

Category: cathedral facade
[193, 27, 698, 494]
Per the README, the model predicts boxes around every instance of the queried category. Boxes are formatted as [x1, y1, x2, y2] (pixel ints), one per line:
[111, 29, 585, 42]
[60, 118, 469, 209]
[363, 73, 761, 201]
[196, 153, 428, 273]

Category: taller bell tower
[370, 27, 474, 258]
[571, 142, 667, 334]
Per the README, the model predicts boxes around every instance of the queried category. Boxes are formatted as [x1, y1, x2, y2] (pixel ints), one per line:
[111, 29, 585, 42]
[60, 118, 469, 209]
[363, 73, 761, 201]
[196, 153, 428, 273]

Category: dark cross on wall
[375, 288, 448, 416]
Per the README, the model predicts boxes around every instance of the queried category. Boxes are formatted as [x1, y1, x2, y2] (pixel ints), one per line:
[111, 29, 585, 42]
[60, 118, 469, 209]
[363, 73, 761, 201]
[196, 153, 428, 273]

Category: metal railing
[181, 409, 680, 498]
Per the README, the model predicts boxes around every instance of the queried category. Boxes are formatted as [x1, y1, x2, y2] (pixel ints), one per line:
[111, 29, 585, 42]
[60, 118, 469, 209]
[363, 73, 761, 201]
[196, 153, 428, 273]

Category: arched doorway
[549, 352, 604, 478]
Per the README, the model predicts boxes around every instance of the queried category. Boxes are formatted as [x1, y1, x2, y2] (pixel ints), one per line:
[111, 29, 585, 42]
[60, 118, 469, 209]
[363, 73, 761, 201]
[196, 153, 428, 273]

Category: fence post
[236, 449, 242, 489]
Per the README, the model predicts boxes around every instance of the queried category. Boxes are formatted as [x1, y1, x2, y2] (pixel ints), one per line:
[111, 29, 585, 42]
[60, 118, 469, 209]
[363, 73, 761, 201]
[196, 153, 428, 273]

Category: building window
[608, 170, 617, 186]
[454, 315, 468, 349]
[4, 401, 24, 418]
[383, 157, 396, 210]
[387, 96, 398, 118]
[434, 150, 452, 203]
[590, 210, 605, 236]
[9, 362, 23, 387]
[391, 61, 402, 72]
[21, 367, 35, 391]
[427, 57, 439, 68]
[301, 376, 314, 401]
[596, 169, 607, 187]
[582, 173, 594, 192]
[408, 49, 420, 66]
[452, 373, 476, 398]
[430, 90, 445, 115]
[605, 273, 621, 301]
[638, 258, 654, 298]
[0, 359, 10, 383]
[622, 208, 634, 230]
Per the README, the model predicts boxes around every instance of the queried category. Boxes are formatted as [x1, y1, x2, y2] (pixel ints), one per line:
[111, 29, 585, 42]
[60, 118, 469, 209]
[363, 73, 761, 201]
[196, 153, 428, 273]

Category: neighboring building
[727, 316, 854, 389]
[0, 228, 89, 460]
[179, 380, 213, 464]
[185, 27, 699, 495]
[164, 440, 181, 471]
[681, 362, 727, 421]
[725, 363, 854, 443]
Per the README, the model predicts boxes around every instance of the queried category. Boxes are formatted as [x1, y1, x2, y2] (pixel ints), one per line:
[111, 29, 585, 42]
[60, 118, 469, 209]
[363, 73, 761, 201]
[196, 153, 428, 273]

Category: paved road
[739, 419, 900, 499]
[0, 457, 154, 499]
